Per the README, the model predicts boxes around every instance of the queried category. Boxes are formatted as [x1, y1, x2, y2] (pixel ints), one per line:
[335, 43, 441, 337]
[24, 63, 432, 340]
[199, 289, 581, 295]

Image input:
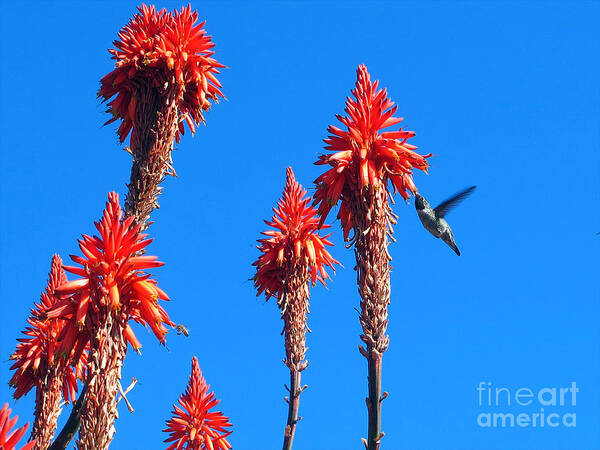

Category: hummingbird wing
[433, 186, 476, 218]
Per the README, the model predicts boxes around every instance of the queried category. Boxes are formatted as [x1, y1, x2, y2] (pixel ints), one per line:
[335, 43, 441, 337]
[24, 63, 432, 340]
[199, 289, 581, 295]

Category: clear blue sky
[1, 1, 599, 449]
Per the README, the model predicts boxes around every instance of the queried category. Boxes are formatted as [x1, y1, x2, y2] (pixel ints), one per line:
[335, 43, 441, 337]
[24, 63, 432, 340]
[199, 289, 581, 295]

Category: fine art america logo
[476, 381, 577, 428]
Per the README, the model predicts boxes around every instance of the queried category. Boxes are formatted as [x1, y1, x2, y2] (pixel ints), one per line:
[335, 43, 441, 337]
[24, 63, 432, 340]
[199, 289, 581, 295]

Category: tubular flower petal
[0, 404, 35, 450]
[98, 4, 224, 143]
[42, 192, 173, 355]
[164, 357, 232, 450]
[9, 255, 82, 402]
[253, 167, 340, 301]
[313, 65, 431, 238]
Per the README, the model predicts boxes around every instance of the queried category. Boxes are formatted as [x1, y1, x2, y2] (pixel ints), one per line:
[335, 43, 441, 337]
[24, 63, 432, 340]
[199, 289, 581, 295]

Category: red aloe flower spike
[313, 66, 431, 450]
[253, 168, 339, 450]
[164, 357, 232, 450]
[0, 404, 35, 450]
[254, 167, 339, 304]
[9, 255, 85, 449]
[314, 64, 431, 240]
[99, 4, 224, 143]
[42, 192, 173, 449]
[98, 4, 225, 228]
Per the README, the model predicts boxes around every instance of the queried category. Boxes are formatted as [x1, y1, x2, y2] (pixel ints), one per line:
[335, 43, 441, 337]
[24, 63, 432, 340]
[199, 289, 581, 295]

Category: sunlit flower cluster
[44, 192, 173, 354]
[164, 357, 232, 450]
[99, 4, 224, 143]
[9, 255, 84, 402]
[254, 167, 339, 300]
[314, 65, 431, 238]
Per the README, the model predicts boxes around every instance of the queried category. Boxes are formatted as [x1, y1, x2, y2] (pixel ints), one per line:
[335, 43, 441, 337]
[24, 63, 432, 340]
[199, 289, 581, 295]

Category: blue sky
[1, 1, 599, 449]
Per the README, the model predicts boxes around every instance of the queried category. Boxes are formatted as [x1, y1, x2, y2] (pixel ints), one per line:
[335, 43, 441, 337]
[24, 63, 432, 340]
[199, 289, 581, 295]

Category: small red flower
[314, 65, 431, 238]
[44, 192, 173, 355]
[99, 4, 224, 143]
[0, 404, 35, 450]
[9, 255, 83, 402]
[164, 357, 232, 450]
[253, 167, 339, 300]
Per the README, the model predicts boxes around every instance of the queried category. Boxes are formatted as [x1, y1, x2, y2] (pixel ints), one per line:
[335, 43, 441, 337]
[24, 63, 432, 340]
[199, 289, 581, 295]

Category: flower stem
[366, 353, 383, 450]
[48, 385, 86, 450]
[283, 370, 302, 450]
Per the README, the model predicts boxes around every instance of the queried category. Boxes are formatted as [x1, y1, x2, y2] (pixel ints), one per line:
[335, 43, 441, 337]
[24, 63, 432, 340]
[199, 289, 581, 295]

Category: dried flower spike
[164, 357, 232, 450]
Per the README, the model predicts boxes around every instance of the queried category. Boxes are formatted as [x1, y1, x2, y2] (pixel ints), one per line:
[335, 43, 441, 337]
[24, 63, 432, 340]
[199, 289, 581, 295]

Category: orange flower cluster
[254, 168, 339, 300]
[99, 4, 224, 143]
[314, 65, 431, 237]
[164, 357, 232, 450]
[9, 255, 84, 402]
[44, 192, 173, 354]
[0, 404, 35, 450]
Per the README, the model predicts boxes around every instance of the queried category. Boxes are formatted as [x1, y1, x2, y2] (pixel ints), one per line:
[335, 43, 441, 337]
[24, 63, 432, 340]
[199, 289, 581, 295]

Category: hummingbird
[415, 186, 476, 256]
